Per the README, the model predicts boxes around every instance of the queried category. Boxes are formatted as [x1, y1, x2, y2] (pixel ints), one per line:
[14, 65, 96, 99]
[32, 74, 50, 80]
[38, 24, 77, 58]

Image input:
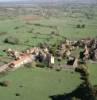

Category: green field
[0, 15, 97, 50]
[0, 64, 96, 100]
[0, 67, 82, 100]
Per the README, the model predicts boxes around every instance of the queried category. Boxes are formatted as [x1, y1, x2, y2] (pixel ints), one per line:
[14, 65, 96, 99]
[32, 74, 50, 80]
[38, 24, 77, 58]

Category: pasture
[0, 64, 97, 100]
[0, 13, 97, 51]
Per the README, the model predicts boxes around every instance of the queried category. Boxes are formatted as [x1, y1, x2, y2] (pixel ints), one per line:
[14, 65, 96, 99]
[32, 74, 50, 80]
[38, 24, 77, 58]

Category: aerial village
[0, 37, 97, 73]
[1, 0, 97, 99]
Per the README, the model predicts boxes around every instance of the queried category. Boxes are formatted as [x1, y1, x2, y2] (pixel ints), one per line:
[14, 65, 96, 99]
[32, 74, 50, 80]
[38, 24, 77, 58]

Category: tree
[76, 24, 81, 28]
[82, 24, 85, 28]
[4, 36, 19, 45]
[24, 61, 36, 68]
[75, 66, 97, 100]
[0, 80, 10, 87]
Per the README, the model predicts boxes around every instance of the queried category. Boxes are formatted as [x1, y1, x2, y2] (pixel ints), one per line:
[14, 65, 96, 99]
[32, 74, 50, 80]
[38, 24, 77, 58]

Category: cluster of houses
[74, 38, 97, 62]
[0, 37, 97, 73]
[55, 37, 97, 68]
[0, 46, 55, 72]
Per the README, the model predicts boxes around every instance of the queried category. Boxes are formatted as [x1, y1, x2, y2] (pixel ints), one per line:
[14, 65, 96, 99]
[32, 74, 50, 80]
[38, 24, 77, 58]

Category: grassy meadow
[0, 14, 97, 50]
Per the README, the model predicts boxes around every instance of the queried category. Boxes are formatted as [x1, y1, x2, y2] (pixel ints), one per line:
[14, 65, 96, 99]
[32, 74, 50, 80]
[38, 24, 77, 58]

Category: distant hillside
[24, 0, 97, 4]
[0, 0, 97, 7]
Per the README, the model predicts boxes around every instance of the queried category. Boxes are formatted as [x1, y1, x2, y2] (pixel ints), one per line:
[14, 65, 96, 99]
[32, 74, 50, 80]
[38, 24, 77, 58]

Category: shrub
[76, 24, 85, 28]
[4, 36, 19, 45]
[36, 32, 41, 34]
[49, 47, 56, 56]
[24, 62, 36, 68]
[14, 26, 19, 30]
[49, 43, 60, 56]
[34, 23, 41, 26]
[0, 71, 8, 76]
[0, 32, 8, 36]
[28, 30, 32, 33]
[36, 62, 46, 68]
[51, 31, 59, 36]
[51, 31, 55, 35]
[76, 24, 81, 28]
[38, 42, 49, 49]
[15, 93, 20, 96]
[0, 80, 10, 87]
[56, 68, 61, 72]
[82, 24, 85, 28]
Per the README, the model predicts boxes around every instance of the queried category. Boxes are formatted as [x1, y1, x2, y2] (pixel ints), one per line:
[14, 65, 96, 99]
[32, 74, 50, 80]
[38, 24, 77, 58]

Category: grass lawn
[88, 63, 97, 85]
[0, 63, 96, 100]
[0, 16, 97, 50]
[0, 67, 81, 100]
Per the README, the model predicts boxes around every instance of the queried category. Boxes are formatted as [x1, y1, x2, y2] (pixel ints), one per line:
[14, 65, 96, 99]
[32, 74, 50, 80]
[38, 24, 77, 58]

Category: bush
[49, 47, 56, 56]
[36, 62, 46, 68]
[15, 93, 20, 96]
[0, 32, 8, 36]
[14, 26, 19, 30]
[0, 71, 8, 77]
[28, 30, 32, 33]
[51, 31, 59, 36]
[24, 62, 36, 68]
[76, 24, 81, 28]
[49, 43, 60, 56]
[82, 24, 85, 28]
[0, 80, 10, 87]
[4, 36, 19, 45]
[76, 24, 85, 28]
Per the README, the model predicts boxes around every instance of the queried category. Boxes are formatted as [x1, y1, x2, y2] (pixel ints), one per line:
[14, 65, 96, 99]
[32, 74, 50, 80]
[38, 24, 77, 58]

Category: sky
[0, 0, 22, 1]
[0, 0, 96, 3]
